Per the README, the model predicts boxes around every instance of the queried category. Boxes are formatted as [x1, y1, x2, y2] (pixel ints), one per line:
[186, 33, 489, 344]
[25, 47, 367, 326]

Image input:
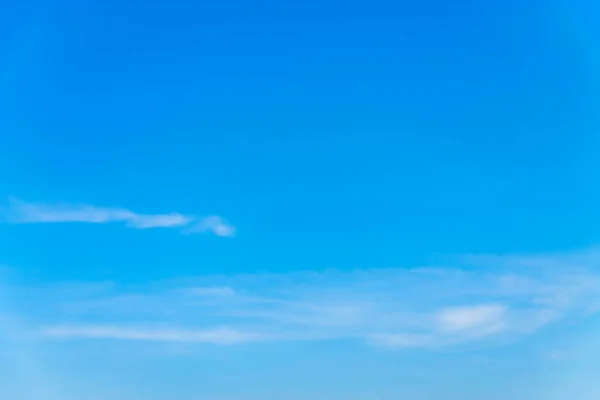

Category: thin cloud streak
[2, 198, 235, 236]
[188, 286, 236, 296]
[41, 326, 267, 345]
[17, 247, 600, 349]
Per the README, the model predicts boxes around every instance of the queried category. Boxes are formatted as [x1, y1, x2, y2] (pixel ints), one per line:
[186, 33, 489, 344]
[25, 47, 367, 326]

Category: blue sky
[1, 0, 600, 399]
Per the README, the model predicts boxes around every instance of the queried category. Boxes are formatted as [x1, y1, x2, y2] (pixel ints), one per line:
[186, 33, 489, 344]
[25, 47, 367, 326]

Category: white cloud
[41, 326, 266, 345]
[2, 198, 235, 236]
[10, 247, 600, 349]
[182, 215, 236, 237]
[437, 304, 506, 335]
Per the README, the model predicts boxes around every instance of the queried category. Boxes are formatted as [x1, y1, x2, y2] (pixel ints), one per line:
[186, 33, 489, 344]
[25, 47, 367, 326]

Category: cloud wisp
[41, 326, 266, 345]
[10, 247, 600, 349]
[2, 198, 235, 237]
[437, 304, 506, 335]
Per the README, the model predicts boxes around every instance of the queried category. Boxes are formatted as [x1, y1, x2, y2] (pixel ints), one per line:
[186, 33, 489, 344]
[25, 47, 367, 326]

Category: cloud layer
[2, 198, 235, 237]
[10, 247, 600, 349]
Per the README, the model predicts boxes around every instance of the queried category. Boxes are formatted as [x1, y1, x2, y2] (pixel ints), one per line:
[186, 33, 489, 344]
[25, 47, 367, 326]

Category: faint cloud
[3, 197, 191, 228]
[10, 247, 600, 349]
[437, 304, 507, 336]
[2, 198, 235, 237]
[368, 305, 508, 349]
[368, 333, 433, 348]
[189, 286, 236, 297]
[41, 326, 266, 345]
[183, 215, 236, 237]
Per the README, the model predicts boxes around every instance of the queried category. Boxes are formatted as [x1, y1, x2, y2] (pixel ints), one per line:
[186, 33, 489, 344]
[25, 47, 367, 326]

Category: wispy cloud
[2, 198, 235, 237]
[41, 326, 266, 345]
[187, 286, 236, 297]
[368, 304, 508, 349]
[437, 304, 506, 335]
[12, 247, 600, 349]
[182, 216, 236, 237]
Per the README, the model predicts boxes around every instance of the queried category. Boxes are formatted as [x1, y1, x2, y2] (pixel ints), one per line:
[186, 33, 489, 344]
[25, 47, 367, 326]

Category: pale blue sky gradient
[1, 0, 600, 399]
